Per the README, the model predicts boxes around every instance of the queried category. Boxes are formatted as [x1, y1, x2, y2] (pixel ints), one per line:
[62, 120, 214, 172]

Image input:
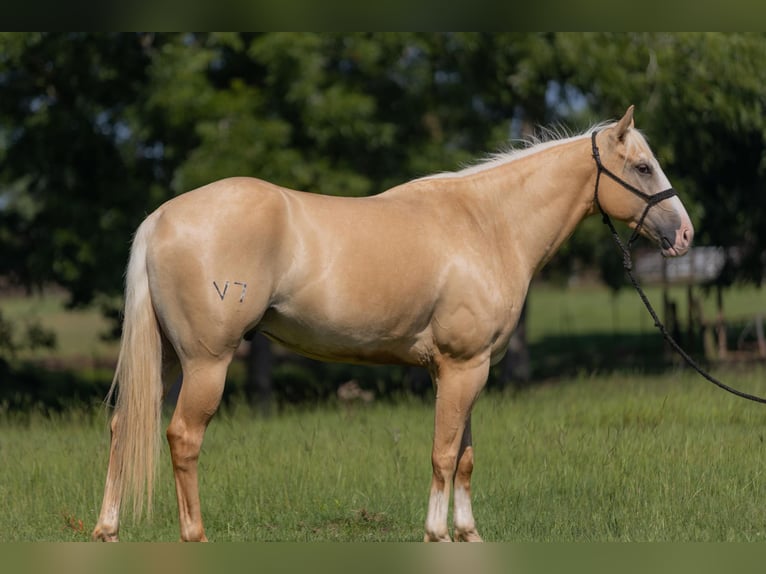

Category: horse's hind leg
[166, 356, 231, 542]
[92, 412, 123, 541]
[92, 346, 180, 542]
[424, 358, 488, 542]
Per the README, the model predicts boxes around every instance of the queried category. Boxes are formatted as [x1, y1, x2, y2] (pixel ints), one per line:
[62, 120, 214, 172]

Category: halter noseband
[591, 130, 677, 250]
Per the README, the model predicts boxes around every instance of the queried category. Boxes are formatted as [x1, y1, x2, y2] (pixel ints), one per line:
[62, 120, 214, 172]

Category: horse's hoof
[455, 529, 483, 542]
[423, 532, 452, 542]
[91, 527, 119, 542]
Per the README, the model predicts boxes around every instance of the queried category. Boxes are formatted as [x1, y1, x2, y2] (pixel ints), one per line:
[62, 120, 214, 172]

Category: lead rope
[592, 131, 766, 404]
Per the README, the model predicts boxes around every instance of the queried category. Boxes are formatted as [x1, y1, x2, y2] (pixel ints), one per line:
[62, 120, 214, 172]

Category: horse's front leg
[424, 358, 488, 542]
[453, 415, 482, 541]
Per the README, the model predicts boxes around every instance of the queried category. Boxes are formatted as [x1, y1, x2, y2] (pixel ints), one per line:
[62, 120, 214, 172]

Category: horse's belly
[257, 307, 431, 366]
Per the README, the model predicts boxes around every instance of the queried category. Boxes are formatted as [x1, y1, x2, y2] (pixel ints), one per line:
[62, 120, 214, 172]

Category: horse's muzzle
[660, 221, 693, 258]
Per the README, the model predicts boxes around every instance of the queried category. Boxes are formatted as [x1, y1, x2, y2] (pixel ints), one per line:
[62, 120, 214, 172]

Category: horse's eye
[636, 163, 652, 175]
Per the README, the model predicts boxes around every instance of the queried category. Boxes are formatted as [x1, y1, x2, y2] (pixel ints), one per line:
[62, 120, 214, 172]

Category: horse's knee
[431, 451, 458, 486]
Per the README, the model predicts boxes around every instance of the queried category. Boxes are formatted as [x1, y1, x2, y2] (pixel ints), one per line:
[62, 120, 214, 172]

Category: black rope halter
[591, 130, 677, 262]
[591, 129, 766, 404]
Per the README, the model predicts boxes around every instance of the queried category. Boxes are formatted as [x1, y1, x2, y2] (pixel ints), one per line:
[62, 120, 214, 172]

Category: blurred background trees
[1, 33, 764, 405]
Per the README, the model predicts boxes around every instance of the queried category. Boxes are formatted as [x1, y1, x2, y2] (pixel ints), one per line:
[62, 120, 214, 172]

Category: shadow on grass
[0, 358, 112, 413]
[526, 331, 673, 380]
[1, 330, 710, 412]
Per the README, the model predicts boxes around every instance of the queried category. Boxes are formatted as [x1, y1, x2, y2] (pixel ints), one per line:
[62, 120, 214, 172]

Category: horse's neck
[464, 137, 596, 279]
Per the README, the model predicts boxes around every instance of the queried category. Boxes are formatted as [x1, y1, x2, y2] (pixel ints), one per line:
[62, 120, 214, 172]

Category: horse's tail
[105, 213, 163, 520]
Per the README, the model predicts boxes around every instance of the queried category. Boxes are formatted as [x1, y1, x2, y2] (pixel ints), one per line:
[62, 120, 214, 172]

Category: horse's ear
[614, 105, 635, 142]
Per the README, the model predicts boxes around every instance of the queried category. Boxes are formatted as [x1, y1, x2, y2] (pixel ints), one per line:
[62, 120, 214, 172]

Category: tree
[0, 33, 158, 307]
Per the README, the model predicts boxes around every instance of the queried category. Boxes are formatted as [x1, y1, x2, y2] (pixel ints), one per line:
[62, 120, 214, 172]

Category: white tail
[105, 215, 163, 519]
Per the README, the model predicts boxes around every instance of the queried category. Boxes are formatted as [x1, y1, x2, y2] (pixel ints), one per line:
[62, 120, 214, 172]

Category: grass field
[2, 367, 766, 542]
[1, 283, 765, 542]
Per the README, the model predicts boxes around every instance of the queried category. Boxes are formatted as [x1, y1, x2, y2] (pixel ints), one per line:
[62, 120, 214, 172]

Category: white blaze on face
[627, 131, 694, 256]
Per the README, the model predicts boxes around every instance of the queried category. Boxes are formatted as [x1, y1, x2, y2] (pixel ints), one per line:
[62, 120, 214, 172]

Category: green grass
[1, 283, 765, 541]
[481, 368, 766, 541]
[2, 367, 766, 542]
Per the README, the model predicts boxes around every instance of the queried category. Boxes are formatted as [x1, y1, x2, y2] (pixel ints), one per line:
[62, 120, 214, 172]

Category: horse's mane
[420, 120, 616, 180]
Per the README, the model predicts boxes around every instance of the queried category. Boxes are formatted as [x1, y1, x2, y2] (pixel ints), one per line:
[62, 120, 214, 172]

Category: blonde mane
[420, 120, 618, 180]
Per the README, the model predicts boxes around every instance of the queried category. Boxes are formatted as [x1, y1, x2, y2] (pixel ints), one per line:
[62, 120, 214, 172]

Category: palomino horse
[92, 106, 693, 542]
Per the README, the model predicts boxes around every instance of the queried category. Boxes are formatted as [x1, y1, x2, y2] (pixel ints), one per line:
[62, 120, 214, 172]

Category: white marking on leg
[453, 485, 475, 535]
[425, 489, 450, 541]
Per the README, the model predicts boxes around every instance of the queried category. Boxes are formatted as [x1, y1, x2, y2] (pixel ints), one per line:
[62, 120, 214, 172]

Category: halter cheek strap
[591, 130, 677, 252]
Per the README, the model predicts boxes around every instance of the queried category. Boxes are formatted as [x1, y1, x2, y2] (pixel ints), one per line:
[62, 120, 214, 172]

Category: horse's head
[592, 106, 693, 257]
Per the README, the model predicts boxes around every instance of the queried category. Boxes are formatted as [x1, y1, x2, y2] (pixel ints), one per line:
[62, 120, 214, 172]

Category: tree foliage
[0, 33, 155, 306]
